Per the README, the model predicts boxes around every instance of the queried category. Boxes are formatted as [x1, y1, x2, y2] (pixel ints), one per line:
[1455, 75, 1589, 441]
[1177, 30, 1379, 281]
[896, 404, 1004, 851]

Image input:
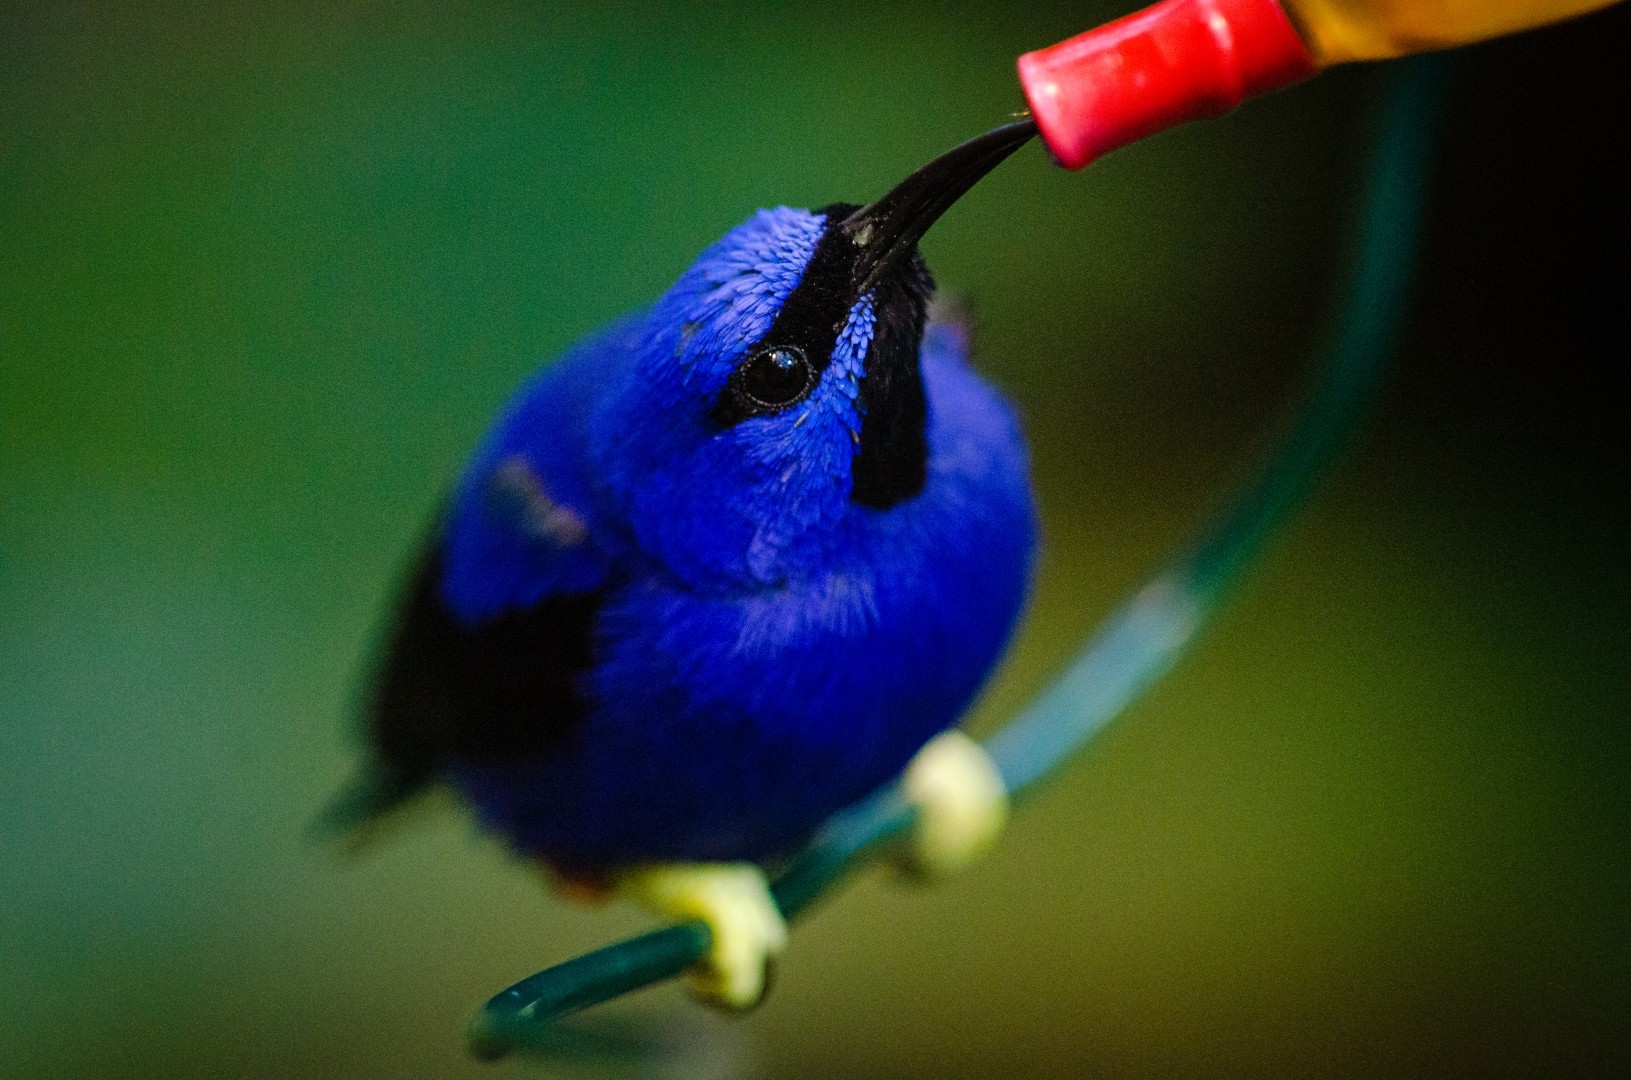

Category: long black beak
[841, 119, 1036, 296]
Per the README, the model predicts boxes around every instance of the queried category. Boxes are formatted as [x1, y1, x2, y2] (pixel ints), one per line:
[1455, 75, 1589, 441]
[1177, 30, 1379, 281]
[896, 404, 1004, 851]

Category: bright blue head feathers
[591, 206, 912, 590]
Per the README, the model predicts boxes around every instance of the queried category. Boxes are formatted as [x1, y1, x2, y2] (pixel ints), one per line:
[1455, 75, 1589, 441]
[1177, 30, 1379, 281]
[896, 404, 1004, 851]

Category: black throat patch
[850, 250, 932, 509]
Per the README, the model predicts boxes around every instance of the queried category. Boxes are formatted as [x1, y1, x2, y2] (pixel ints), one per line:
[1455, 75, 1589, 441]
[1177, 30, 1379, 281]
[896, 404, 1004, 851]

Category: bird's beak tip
[842, 119, 1036, 292]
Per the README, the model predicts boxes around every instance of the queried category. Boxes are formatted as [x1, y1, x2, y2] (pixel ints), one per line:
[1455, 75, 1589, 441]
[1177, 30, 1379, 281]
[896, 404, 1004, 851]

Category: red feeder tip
[1018, 0, 1318, 170]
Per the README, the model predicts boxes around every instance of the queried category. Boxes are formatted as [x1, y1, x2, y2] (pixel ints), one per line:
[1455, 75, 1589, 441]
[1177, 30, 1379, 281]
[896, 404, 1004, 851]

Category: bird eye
[733, 346, 815, 411]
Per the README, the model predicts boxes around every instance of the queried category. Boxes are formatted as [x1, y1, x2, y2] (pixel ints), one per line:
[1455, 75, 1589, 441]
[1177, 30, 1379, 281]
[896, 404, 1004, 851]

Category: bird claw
[611, 735, 1001, 1009]
[618, 862, 787, 1011]
[899, 729, 1009, 878]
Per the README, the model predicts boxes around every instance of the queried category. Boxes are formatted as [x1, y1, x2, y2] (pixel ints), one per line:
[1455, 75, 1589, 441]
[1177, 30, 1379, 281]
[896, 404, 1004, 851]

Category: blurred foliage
[2, 2, 1626, 1078]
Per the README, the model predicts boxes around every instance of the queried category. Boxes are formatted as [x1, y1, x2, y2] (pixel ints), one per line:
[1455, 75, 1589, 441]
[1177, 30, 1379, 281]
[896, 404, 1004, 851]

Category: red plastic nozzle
[1018, 0, 1318, 170]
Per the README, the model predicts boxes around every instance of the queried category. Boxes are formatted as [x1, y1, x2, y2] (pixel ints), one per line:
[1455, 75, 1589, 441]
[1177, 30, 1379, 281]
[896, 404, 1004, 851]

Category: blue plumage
[355, 126, 1039, 876]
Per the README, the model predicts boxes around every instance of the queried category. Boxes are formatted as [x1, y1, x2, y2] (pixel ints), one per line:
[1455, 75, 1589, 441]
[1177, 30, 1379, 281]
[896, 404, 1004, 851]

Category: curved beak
[841, 119, 1036, 296]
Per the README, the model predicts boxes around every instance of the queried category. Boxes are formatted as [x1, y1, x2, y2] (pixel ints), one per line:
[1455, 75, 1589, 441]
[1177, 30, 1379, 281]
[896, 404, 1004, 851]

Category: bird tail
[308, 761, 434, 852]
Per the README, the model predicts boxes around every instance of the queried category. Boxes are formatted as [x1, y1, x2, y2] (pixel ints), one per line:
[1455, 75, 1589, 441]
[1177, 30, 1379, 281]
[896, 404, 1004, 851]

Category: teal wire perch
[469, 54, 1449, 1061]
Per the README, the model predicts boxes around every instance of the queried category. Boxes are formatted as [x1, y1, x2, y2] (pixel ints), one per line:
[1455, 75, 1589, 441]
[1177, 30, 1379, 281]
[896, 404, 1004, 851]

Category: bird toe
[900, 729, 1009, 877]
[618, 862, 787, 1011]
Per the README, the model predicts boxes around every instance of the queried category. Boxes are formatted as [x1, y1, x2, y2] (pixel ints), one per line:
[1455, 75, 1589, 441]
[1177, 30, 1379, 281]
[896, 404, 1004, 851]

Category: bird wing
[322, 332, 629, 838]
[320, 501, 609, 840]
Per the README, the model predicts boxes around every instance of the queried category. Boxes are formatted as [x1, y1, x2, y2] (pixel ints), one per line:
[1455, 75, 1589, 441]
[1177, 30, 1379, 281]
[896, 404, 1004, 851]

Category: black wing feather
[340, 537, 603, 824]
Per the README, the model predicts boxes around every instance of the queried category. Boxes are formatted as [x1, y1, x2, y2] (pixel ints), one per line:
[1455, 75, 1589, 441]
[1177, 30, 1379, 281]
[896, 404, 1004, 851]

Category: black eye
[733, 345, 815, 411]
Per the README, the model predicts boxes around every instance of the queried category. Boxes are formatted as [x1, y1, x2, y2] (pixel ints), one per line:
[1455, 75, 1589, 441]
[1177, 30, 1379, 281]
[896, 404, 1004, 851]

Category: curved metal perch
[469, 54, 1450, 1061]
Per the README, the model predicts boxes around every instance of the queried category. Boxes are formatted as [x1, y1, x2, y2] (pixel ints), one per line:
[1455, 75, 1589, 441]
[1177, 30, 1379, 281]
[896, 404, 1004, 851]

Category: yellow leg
[900, 729, 1009, 877]
[617, 862, 787, 1011]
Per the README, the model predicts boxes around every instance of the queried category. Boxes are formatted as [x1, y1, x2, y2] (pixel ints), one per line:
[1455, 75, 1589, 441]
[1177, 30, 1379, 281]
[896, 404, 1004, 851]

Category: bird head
[592, 121, 1034, 591]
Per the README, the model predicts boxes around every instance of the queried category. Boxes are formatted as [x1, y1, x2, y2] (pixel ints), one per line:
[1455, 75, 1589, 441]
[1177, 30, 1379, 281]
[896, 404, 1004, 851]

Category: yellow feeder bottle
[1018, 0, 1624, 169]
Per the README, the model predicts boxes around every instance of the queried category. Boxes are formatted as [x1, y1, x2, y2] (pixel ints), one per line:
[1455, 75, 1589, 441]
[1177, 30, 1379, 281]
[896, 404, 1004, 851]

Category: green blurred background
[3, 2, 1626, 1077]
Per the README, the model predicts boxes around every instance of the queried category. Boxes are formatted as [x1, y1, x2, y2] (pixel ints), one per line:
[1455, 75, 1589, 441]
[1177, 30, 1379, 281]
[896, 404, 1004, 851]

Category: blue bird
[333, 121, 1040, 1007]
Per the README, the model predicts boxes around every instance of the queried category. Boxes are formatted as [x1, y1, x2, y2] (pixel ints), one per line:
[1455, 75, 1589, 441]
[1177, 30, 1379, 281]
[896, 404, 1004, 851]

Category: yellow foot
[900, 729, 1009, 878]
[617, 862, 787, 1011]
